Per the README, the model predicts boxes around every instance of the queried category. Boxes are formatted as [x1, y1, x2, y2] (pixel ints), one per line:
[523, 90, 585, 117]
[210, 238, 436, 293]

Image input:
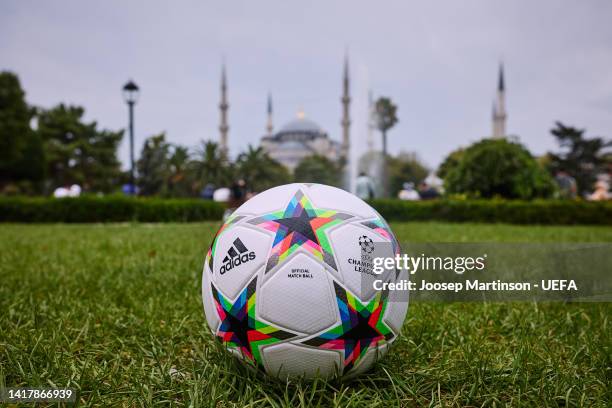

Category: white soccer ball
[201, 183, 408, 380]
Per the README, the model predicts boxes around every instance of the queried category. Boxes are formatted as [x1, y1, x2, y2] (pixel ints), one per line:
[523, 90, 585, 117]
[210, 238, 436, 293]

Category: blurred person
[53, 185, 70, 198]
[214, 185, 233, 222]
[122, 184, 137, 195]
[355, 172, 375, 200]
[201, 183, 215, 200]
[213, 187, 231, 203]
[229, 179, 247, 208]
[418, 182, 440, 200]
[398, 182, 420, 200]
[219, 180, 249, 221]
[588, 180, 609, 201]
[68, 184, 82, 197]
[554, 169, 577, 199]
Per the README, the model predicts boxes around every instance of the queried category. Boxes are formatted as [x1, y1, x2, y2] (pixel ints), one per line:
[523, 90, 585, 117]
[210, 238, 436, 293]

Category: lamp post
[122, 80, 139, 195]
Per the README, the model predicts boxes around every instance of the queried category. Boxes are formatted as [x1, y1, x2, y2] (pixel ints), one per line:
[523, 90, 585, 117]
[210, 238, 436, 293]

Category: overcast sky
[2, 0, 611, 169]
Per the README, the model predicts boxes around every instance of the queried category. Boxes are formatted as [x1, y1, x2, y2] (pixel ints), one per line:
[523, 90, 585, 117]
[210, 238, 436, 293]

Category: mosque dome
[277, 111, 325, 137]
[261, 109, 340, 172]
[278, 117, 324, 135]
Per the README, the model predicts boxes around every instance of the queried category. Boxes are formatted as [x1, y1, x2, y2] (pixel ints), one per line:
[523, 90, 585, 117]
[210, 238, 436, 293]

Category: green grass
[0, 222, 610, 407]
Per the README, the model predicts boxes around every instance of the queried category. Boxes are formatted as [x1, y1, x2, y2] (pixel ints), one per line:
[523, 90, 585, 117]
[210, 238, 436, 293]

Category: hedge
[0, 196, 225, 223]
[370, 199, 612, 225]
[0, 197, 610, 225]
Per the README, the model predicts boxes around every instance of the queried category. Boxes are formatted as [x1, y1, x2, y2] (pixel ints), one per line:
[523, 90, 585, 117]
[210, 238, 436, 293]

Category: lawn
[0, 222, 610, 407]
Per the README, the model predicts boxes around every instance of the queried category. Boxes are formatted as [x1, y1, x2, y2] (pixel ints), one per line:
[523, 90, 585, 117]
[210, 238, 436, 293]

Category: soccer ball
[201, 183, 408, 379]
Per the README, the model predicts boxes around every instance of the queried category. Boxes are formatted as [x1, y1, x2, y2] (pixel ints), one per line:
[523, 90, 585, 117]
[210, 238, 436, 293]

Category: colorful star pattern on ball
[206, 214, 245, 272]
[211, 277, 296, 365]
[362, 218, 401, 255]
[302, 281, 394, 373]
[248, 190, 353, 273]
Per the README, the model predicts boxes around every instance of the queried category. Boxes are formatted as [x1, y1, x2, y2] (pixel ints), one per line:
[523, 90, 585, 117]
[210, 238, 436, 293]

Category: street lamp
[122, 80, 139, 195]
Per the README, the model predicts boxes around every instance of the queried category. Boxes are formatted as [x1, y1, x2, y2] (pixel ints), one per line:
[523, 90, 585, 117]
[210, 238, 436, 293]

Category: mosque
[216, 57, 351, 172]
[215, 58, 507, 172]
[260, 108, 343, 171]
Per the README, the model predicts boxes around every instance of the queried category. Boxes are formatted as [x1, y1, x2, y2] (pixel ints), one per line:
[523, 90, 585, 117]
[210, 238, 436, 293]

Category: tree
[437, 148, 465, 179]
[0, 71, 45, 191]
[548, 122, 611, 196]
[375, 97, 399, 156]
[445, 138, 555, 199]
[167, 144, 192, 197]
[190, 140, 232, 192]
[294, 155, 342, 187]
[388, 152, 429, 197]
[37, 104, 123, 193]
[136, 133, 171, 196]
[374, 97, 398, 196]
[235, 145, 291, 192]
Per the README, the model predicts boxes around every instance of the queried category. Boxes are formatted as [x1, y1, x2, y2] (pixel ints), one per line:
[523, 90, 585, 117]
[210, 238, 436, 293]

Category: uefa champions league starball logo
[359, 235, 375, 254]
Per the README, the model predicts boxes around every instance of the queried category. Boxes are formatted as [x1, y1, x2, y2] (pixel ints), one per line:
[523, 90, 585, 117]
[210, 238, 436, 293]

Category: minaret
[266, 93, 273, 135]
[341, 54, 351, 160]
[492, 63, 506, 138]
[219, 64, 229, 156]
[491, 100, 498, 138]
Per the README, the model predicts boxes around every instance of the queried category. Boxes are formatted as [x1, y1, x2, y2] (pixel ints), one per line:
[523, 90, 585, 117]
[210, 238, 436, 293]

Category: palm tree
[190, 140, 231, 193]
[236, 145, 290, 192]
[136, 133, 171, 196]
[375, 97, 399, 197]
[167, 145, 190, 196]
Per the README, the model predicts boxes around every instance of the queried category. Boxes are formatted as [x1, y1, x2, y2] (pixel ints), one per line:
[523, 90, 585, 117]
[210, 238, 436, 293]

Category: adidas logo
[219, 238, 256, 275]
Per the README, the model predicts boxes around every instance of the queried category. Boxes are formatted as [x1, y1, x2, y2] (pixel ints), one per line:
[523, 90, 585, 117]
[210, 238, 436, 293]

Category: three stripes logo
[219, 238, 256, 275]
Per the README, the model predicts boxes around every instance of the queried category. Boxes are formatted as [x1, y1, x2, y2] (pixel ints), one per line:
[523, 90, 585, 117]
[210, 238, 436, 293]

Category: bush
[1, 196, 610, 225]
[443, 139, 556, 199]
[294, 155, 342, 187]
[370, 199, 612, 225]
[0, 196, 224, 223]
[388, 152, 429, 197]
